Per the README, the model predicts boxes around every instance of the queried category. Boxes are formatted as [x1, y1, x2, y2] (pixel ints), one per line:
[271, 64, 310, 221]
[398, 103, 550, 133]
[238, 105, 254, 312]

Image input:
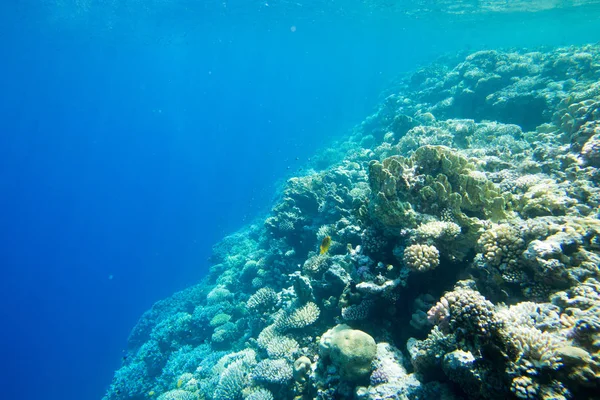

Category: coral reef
[104, 45, 600, 400]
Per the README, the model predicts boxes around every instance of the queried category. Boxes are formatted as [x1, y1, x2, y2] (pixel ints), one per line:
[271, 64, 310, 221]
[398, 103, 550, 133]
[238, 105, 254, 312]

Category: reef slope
[104, 45, 600, 400]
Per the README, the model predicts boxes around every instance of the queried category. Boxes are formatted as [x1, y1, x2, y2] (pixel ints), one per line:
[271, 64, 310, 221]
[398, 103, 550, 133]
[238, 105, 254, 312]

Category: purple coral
[370, 368, 390, 385]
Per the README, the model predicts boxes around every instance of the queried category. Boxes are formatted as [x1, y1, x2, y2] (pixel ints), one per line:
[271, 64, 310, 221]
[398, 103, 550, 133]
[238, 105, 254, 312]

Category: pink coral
[427, 296, 450, 328]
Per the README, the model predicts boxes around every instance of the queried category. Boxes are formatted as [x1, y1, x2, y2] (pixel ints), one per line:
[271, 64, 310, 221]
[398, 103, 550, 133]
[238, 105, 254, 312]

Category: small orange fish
[319, 236, 331, 254]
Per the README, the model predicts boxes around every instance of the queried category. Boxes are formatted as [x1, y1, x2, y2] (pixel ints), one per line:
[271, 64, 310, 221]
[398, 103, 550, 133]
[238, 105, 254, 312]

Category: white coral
[246, 288, 278, 311]
[266, 336, 299, 360]
[416, 220, 461, 239]
[275, 302, 320, 330]
[506, 326, 567, 372]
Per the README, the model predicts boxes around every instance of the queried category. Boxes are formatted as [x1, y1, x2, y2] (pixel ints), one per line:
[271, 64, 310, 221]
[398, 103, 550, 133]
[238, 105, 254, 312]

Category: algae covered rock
[319, 324, 377, 382]
[365, 342, 426, 399]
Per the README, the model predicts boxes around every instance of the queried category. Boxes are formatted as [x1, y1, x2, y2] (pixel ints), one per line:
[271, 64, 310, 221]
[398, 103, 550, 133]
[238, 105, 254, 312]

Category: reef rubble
[104, 45, 600, 400]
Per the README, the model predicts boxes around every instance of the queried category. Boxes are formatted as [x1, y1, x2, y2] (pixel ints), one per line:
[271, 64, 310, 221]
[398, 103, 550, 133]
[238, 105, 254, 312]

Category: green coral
[210, 313, 232, 327]
[369, 145, 507, 231]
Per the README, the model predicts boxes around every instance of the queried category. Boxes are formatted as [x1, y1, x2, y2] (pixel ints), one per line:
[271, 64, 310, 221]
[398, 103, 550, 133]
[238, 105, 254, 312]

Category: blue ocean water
[0, 1, 599, 400]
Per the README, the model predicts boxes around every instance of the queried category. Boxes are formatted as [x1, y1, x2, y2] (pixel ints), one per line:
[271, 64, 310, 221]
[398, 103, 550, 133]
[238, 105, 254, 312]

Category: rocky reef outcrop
[103, 44, 600, 400]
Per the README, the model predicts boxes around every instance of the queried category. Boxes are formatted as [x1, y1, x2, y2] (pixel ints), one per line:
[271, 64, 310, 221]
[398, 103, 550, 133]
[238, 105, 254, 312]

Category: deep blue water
[0, 1, 598, 399]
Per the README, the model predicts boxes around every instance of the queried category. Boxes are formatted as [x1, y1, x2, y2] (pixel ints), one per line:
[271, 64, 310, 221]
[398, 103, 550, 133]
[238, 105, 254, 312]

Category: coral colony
[104, 46, 600, 400]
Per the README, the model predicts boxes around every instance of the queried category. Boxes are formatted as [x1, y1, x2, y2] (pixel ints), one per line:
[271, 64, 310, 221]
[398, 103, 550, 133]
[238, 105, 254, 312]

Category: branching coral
[505, 326, 567, 373]
[244, 388, 275, 400]
[265, 336, 299, 361]
[246, 288, 278, 312]
[274, 302, 320, 330]
[157, 389, 198, 400]
[213, 350, 257, 400]
[251, 359, 294, 385]
[408, 326, 458, 375]
[214, 359, 251, 400]
[341, 299, 373, 321]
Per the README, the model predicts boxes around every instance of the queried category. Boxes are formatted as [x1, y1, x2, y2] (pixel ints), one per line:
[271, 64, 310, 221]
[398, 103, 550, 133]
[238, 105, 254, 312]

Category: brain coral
[293, 356, 312, 382]
[319, 324, 377, 381]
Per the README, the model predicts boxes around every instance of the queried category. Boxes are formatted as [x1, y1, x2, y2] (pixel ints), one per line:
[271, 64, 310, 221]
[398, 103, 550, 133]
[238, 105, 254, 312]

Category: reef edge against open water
[104, 44, 600, 400]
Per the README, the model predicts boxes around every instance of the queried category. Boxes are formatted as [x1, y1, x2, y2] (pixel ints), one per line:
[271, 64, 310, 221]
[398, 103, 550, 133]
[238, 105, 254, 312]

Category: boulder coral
[319, 324, 377, 382]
